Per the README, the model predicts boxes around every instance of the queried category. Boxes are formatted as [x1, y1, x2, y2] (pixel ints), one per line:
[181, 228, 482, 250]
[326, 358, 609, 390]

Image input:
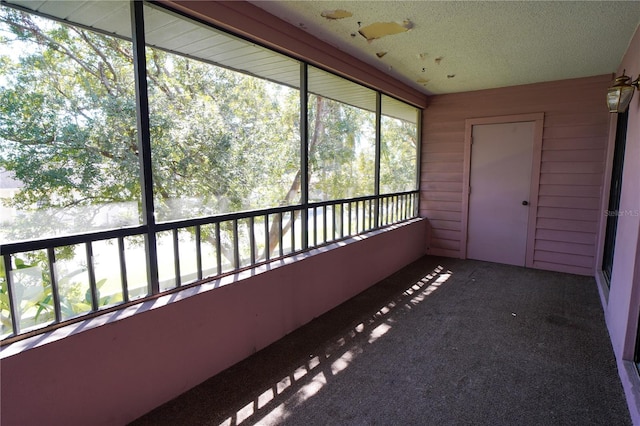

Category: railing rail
[0, 190, 418, 343]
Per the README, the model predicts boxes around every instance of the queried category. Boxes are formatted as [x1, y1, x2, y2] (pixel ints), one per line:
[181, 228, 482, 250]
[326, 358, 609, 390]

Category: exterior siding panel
[422, 74, 611, 275]
[538, 184, 602, 198]
[536, 229, 596, 245]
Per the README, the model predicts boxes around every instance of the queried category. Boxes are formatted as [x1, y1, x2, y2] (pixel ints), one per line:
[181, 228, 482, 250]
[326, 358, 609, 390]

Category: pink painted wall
[1, 3, 430, 425]
[1, 0, 635, 421]
[598, 24, 640, 424]
[422, 75, 612, 276]
[0, 220, 427, 425]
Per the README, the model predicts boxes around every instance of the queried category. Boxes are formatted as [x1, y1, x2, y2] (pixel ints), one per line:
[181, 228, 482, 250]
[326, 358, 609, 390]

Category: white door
[467, 121, 534, 266]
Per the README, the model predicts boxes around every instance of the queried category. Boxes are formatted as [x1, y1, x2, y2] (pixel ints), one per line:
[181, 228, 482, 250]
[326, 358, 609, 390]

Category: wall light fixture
[607, 70, 640, 113]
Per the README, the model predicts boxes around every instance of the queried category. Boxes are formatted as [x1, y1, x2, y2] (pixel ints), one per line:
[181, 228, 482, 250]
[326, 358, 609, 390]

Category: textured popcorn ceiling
[250, 1, 640, 95]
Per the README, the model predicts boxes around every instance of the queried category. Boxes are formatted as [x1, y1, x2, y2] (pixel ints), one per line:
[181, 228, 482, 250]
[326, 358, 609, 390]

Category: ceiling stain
[447, 74, 456, 79]
[376, 51, 388, 58]
[321, 9, 353, 20]
[435, 56, 443, 65]
[418, 52, 428, 61]
[358, 20, 413, 41]
[417, 78, 430, 85]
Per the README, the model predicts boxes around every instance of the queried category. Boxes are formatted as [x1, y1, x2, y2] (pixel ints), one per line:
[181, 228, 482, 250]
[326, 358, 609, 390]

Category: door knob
[522, 201, 529, 206]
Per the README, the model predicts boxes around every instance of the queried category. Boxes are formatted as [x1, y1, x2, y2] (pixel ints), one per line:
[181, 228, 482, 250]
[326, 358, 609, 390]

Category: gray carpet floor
[131, 256, 631, 425]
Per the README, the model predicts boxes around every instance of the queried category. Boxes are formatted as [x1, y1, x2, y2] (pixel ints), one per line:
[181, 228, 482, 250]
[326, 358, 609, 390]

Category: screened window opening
[142, 3, 302, 222]
[0, 1, 421, 343]
[307, 66, 376, 201]
[380, 95, 420, 194]
[0, 3, 140, 245]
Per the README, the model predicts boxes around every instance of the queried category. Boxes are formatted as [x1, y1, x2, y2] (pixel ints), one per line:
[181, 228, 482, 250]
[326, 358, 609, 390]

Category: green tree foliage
[0, 9, 302, 232]
[144, 49, 302, 221]
[380, 116, 418, 194]
[308, 95, 375, 201]
[0, 8, 386, 232]
[0, 8, 140, 242]
[0, 6, 416, 332]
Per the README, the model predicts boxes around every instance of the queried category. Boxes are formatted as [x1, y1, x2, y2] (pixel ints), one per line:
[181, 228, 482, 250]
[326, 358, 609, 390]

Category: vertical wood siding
[422, 74, 612, 275]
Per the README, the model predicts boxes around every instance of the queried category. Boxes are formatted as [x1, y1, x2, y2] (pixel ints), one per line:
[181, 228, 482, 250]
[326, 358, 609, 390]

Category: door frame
[461, 113, 544, 267]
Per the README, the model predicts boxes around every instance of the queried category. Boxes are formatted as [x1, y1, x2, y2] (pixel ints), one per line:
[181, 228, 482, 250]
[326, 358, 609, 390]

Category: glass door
[602, 111, 628, 285]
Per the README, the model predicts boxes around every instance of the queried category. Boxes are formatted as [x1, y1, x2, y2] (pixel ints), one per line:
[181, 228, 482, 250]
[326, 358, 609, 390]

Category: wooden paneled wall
[422, 74, 612, 275]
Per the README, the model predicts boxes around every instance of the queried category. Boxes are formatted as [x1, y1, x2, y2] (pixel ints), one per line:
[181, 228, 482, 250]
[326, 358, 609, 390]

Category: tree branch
[77, 29, 118, 84]
[262, 96, 326, 258]
[3, 15, 103, 83]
